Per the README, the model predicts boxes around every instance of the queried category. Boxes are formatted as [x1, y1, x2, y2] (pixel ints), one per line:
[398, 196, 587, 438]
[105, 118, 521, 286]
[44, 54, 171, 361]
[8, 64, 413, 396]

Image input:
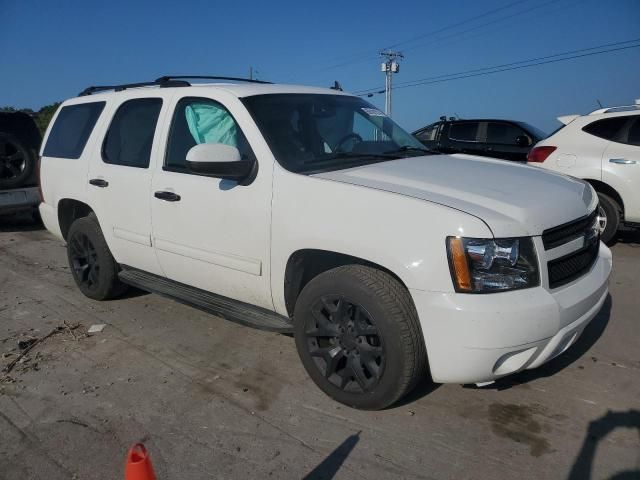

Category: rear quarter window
[582, 116, 629, 141]
[43, 102, 105, 159]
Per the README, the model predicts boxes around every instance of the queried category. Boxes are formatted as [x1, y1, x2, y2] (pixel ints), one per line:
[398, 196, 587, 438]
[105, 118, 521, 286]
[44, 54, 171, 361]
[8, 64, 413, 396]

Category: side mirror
[186, 143, 254, 181]
[515, 135, 531, 147]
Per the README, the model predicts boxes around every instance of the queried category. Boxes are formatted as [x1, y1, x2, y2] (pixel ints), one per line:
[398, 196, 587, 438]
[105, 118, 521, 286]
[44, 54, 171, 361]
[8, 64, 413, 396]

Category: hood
[312, 154, 597, 237]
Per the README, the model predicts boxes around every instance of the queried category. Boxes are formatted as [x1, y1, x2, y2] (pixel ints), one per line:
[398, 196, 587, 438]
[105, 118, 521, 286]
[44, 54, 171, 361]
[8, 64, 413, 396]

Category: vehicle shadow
[567, 410, 640, 480]
[486, 294, 612, 390]
[0, 210, 44, 232]
[303, 431, 361, 480]
[115, 287, 150, 300]
[392, 374, 441, 408]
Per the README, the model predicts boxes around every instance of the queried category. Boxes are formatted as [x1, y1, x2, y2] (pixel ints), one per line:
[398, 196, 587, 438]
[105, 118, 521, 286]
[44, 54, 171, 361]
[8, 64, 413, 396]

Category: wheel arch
[583, 179, 624, 214]
[57, 198, 95, 240]
[283, 248, 412, 318]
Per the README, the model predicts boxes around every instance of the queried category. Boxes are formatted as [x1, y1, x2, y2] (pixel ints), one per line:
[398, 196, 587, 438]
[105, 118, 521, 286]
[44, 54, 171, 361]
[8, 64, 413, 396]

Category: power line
[305, 0, 546, 74]
[354, 38, 640, 96]
[382, 0, 528, 51]
[355, 37, 640, 94]
[397, 0, 583, 57]
[398, 0, 564, 54]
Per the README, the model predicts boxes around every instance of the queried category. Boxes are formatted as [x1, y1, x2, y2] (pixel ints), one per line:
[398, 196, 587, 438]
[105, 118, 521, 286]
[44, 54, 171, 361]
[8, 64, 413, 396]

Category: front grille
[542, 209, 598, 250]
[548, 240, 599, 289]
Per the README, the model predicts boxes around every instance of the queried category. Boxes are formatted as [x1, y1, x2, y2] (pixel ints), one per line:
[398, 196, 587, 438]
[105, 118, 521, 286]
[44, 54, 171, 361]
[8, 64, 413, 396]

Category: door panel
[602, 127, 640, 222]
[483, 121, 529, 161]
[445, 121, 484, 156]
[150, 95, 273, 309]
[86, 95, 168, 275]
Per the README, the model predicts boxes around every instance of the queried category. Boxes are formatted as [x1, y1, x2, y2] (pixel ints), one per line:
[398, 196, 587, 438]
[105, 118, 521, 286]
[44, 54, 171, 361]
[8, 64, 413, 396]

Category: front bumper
[411, 242, 612, 384]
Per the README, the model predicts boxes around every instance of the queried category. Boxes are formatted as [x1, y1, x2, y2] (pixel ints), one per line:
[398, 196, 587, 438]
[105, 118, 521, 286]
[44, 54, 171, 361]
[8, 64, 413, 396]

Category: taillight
[527, 146, 557, 163]
[36, 156, 44, 202]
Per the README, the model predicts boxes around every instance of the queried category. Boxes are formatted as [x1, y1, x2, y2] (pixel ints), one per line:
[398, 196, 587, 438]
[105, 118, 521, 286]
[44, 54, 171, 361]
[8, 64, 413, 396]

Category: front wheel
[596, 193, 620, 244]
[293, 265, 427, 410]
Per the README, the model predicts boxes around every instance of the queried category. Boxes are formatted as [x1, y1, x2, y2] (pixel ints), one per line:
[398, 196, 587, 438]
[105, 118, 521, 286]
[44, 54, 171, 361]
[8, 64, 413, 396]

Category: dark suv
[413, 118, 547, 162]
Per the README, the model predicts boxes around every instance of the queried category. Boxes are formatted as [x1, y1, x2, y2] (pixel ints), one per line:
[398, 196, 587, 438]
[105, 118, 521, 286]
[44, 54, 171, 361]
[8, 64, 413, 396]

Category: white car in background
[527, 103, 640, 243]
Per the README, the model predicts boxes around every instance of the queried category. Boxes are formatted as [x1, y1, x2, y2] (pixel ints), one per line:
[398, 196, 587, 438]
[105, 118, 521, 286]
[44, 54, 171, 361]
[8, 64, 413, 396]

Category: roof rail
[155, 75, 272, 85]
[78, 74, 272, 97]
[79, 78, 190, 96]
[588, 104, 640, 115]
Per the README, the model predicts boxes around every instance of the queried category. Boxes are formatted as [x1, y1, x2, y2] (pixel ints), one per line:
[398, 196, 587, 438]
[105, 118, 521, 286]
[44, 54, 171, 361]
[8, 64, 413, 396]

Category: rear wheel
[596, 192, 620, 244]
[0, 132, 35, 189]
[67, 215, 128, 300]
[293, 265, 427, 410]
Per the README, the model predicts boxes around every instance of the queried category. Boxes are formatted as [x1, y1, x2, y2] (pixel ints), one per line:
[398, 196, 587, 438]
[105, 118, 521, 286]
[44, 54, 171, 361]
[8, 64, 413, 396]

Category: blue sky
[1, 0, 639, 132]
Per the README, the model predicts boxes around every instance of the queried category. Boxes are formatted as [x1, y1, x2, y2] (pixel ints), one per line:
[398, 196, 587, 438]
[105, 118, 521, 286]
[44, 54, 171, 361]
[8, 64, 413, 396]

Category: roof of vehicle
[556, 103, 640, 125]
[71, 78, 351, 103]
[413, 118, 543, 134]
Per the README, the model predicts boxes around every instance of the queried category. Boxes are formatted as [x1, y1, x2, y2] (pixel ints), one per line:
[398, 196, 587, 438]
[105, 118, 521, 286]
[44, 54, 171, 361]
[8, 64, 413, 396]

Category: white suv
[527, 104, 640, 243]
[39, 76, 612, 409]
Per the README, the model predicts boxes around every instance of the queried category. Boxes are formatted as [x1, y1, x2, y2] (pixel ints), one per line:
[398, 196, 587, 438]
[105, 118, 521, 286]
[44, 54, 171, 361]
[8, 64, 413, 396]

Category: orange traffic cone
[124, 443, 157, 480]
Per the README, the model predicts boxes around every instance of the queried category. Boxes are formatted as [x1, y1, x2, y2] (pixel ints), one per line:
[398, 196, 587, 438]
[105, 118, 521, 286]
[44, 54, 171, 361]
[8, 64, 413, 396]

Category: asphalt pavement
[0, 213, 638, 479]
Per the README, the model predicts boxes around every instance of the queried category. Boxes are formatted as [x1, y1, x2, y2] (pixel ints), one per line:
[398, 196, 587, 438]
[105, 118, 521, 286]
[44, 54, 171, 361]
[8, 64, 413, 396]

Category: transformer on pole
[380, 51, 403, 117]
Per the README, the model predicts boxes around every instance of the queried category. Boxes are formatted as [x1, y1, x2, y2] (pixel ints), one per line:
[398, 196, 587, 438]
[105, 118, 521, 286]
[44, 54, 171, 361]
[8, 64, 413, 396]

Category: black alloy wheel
[66, 215, 128, 300]
[294, 265, 427, 410]
[0, 133, 34, 189]
[305, 295, 385, 393]
[69, 231, 100, 292]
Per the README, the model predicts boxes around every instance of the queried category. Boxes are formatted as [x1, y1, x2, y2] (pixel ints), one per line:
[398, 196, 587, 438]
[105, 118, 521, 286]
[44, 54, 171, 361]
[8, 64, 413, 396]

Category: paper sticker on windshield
[361, 107, 385, 117]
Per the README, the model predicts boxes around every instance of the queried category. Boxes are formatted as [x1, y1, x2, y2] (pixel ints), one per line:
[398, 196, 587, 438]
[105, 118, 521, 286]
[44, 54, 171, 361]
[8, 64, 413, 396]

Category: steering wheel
[333, 133, 363, 152]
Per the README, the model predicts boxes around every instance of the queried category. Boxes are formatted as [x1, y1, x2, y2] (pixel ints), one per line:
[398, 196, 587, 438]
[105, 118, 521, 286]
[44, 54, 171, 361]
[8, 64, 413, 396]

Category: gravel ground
[0, 213, 638, 480]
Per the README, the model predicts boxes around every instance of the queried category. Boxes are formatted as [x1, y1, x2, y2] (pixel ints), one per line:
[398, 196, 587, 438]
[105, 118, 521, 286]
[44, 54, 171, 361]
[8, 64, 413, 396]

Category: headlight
[447, 237, 539, 293]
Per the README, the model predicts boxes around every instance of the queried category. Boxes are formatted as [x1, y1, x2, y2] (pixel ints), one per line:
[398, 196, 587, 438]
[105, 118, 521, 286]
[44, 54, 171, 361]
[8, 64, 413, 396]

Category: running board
[118, 268, 293, 333]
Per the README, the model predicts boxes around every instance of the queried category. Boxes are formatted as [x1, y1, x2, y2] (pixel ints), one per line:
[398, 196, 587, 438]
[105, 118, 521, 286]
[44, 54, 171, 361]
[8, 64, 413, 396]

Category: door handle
[154, 191, 181, 202]
[609, 158, 636, 164]
[89, 178, 109, 187]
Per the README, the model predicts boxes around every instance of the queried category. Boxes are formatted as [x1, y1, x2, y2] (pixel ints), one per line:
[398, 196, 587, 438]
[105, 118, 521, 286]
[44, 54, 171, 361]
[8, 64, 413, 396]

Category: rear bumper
[0, 187, 40, 215]
[411, 243, 612, 384]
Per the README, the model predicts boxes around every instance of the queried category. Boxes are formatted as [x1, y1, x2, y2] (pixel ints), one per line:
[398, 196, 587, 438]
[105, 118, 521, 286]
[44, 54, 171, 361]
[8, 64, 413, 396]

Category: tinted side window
[582, 117, 628, 141]
[486, 122, 526, 145]
[416, 123, 439, 142]
[449, 122, 479, 142]
[43, 102, 105, 159]
[625, 116, 640, 146]
[165, 97, 253, 172]
[103, 98, 162, 168]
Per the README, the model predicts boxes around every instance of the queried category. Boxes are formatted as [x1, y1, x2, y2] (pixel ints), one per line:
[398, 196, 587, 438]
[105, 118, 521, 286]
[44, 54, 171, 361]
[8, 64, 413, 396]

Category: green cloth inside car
[185, 103, 238, 147]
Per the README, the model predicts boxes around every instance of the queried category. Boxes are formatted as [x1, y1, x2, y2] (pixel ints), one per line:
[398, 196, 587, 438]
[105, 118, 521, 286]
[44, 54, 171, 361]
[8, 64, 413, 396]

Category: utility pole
[249, 66, 253, 80]
[380, 51, 403, 117]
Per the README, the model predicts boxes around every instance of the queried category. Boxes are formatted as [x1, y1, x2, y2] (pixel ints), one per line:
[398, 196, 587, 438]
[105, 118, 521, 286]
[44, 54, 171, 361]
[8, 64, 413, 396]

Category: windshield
[242, 94, 430, 173]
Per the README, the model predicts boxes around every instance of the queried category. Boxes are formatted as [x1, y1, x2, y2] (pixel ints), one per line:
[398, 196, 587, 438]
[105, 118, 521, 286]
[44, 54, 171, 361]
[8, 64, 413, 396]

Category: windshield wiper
[383, 145, 435, 155]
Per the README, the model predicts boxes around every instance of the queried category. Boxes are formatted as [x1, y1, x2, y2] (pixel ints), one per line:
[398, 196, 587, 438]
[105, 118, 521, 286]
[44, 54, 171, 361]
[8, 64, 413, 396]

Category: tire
[596, 192, 620, 245]
[0, 132, 36, 189]
[293, 265, 427, 410]
[66, 215, 128, 300]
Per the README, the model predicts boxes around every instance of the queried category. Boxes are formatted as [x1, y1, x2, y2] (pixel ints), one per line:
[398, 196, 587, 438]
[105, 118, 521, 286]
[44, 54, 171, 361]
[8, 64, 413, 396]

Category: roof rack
[588, 104, 640, 115]
[155, 75, 272, 85]
[78, 75, 272, 96]
[79, 78, 190, 96]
